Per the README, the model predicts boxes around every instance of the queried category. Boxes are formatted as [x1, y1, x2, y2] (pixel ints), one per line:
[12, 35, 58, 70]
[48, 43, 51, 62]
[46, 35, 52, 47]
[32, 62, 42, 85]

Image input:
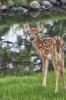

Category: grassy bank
[0, 72, 66, 100]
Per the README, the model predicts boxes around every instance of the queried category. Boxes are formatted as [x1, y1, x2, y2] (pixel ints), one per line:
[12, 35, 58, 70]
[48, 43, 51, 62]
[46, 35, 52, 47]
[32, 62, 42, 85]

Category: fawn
[23, 24, 66, 93]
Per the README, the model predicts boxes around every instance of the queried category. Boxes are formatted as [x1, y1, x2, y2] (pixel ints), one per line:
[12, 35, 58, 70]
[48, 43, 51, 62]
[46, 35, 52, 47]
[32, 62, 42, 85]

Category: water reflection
[1, 24, 25, 53]
[29, 11, 41, 17]
[0, 19, 66, 76]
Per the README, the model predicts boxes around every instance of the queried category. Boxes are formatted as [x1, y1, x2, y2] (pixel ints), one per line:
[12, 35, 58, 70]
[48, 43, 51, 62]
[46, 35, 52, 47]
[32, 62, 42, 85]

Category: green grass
[0, 72, 66, 100]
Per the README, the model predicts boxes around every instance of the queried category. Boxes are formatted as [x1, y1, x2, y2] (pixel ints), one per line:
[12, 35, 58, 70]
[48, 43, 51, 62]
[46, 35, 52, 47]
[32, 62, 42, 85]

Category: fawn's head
[23, 24, 44, 41]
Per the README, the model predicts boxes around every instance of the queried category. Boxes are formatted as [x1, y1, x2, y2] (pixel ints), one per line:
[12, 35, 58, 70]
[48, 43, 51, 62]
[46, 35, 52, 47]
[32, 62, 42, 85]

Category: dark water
[0, 11, 66, 76]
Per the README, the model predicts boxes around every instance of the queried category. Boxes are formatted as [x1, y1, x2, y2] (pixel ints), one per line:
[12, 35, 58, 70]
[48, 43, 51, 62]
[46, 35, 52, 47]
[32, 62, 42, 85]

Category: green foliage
[0, 12, 66, 26]
[0, 72, 66, 100]
[1, 0, 33, 5]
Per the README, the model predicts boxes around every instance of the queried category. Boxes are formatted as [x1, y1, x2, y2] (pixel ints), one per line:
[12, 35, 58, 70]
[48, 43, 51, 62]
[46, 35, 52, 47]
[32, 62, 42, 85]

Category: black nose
[30, 37, 34, 41]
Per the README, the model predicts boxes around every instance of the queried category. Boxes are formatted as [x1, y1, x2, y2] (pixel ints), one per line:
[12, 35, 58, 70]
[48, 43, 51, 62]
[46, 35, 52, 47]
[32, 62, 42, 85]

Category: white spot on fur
[47, 54, 51, 60]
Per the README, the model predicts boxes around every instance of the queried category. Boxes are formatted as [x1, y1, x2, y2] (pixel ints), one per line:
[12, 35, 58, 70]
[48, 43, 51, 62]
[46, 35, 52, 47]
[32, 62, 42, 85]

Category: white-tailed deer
[23, 24, 66, 93]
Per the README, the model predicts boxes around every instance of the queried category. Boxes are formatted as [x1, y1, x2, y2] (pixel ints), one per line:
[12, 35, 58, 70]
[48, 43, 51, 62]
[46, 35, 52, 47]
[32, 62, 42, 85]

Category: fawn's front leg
[42, 57, 48, 87]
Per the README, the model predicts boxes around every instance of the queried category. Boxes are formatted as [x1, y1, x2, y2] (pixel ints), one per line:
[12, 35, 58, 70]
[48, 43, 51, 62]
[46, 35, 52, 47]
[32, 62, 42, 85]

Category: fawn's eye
[35, 33, 37, 35]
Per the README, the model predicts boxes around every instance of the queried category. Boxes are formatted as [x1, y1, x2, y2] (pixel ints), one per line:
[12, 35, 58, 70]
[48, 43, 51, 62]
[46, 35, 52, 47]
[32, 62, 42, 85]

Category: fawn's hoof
[64, 86, 66, 90]
[42, 83, 46, 87]
[55, 88, 58, 93]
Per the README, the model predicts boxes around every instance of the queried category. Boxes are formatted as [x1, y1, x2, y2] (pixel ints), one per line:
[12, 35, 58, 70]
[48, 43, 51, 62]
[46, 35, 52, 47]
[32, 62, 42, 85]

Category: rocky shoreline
[0, 0, 66, 16]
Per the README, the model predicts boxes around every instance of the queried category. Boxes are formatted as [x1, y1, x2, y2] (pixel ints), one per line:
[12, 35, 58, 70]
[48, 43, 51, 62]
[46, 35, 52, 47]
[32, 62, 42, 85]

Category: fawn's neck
[32, 35, 43, 48]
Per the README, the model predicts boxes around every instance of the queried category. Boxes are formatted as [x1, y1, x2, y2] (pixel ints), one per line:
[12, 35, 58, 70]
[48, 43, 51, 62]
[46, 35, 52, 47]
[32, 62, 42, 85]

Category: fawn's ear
[23, 24, 30, 31]
[37, 24, 44, 32]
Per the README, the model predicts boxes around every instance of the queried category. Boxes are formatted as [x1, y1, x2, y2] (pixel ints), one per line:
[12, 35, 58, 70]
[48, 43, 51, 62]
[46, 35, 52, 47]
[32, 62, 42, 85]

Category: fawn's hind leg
[59, 52, 66, 90]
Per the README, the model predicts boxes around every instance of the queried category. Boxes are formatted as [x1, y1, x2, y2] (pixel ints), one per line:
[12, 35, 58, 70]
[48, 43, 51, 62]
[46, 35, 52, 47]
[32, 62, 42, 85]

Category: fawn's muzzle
[30, 37, 34, 41]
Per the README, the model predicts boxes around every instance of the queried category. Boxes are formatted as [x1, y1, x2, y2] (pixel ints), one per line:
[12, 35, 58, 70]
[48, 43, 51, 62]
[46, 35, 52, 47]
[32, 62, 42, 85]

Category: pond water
[0, 11, 66, 76]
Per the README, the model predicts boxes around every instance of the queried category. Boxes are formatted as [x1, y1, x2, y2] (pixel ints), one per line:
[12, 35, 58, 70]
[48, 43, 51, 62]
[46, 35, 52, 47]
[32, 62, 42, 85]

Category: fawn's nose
[30, 37, 34, 41]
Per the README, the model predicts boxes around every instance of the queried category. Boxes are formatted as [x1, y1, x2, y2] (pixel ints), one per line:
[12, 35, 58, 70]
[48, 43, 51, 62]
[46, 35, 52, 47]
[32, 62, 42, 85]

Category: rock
[49, 7, 63, 13]
[48, 0, 57, 4]
[48, 0, 60, 6]
[0, 5, 7, 10]
[61, 5, 66, 9]
[10, 7, 18, 12]
[29, 1, 41, 9]
[0, 2, 1, 6]
[17, 7, 28, 14]
[41, 6, 45, 9]
[21, 0, 28, 6]
[41, 1, 53, 9]
[8, 0, 14, 7]
[0, 12, 7, 15]
[20, 0, 29, 10]
[61, 0, 66, 5]
[30, 11, 40, 17]
[0, 5, 7, 14]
